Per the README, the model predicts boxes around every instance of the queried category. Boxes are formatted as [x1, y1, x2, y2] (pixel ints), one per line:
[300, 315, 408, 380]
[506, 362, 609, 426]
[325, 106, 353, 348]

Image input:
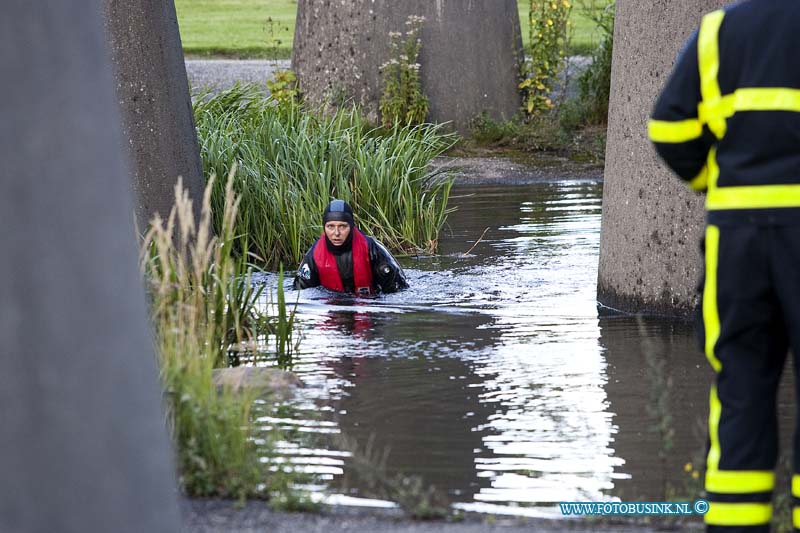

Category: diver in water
[293, 199, 409, 295]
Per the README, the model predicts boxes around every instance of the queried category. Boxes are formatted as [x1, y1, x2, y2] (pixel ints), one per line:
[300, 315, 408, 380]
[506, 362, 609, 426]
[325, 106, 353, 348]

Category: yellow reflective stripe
[703, 225, 722, 373]
[705, 470, 775, 494]
[707, 385, 722, 474]
[792, 474, 800, 497]
[698, 10, 726, 138]
[696, 145, 800, 211]
[689, 165, 708, 192]
[687, 148, 717, 195]
[698, 10, 724, 102]
[705, 502, 772, 526]
[707, 147, 719, 191]
[734, 87, 800, 112]
[700, 88, 800, 122]
[648, 119, 703, 143]
[707, 183, 800, 210]
[698, 94, 732, 123]
[794, 507, 800, 529]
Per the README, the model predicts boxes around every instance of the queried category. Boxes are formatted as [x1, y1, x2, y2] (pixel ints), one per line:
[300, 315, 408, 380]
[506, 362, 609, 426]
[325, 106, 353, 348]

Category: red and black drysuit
[293, 228, 408, 295]
[649, 2, 800, 531]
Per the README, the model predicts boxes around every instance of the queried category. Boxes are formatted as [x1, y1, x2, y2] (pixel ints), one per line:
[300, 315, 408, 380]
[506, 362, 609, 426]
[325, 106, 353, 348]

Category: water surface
[253, 179, 748, 517]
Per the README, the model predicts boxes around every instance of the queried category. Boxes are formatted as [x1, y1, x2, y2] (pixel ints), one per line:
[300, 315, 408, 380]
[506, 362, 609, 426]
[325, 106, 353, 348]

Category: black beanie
[322, 199, 354, 226]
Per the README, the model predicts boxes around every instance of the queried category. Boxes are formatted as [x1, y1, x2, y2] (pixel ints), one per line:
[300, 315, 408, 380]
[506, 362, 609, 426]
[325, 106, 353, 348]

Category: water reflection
[331, 348, 497, 502]
[319, 309, 376, 338]
[253, 178, 768, 516]
[600, 315, 712, 501]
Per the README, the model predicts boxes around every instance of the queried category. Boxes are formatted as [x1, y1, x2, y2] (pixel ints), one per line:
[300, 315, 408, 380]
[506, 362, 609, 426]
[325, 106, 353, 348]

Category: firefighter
[293, 199, 408, 295]
[649, 2, 800, 531]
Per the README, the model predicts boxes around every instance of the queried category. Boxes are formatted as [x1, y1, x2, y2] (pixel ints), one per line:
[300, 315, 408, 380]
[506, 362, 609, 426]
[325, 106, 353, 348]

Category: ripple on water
[250, 180, 714, 515]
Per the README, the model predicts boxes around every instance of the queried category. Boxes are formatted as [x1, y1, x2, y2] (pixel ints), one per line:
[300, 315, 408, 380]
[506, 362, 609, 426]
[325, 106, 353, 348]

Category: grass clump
[140, 172, 304, 501]
[193, 85, 456, 270]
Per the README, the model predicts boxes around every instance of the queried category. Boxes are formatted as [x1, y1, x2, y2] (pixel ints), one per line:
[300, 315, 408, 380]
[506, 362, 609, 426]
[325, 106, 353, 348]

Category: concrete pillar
[103, 0, 205, 229]
[292, 0, 523, 133]
[0, 3, 180, 532]
[597, 0, 727, 316]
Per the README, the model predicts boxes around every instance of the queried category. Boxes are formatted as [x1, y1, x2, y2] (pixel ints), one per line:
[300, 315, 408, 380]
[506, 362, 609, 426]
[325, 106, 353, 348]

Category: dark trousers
[701, 224, 800, 532]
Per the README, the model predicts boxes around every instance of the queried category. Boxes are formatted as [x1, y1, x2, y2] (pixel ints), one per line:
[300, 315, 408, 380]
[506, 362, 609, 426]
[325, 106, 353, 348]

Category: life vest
[313, 228, 374, 296]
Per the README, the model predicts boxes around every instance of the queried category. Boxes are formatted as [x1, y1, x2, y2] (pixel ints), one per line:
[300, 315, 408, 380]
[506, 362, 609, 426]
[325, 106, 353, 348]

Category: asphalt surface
[180, 499, 698, 533]
[185, 59, 290, 93]
[183, 56, 590, 99]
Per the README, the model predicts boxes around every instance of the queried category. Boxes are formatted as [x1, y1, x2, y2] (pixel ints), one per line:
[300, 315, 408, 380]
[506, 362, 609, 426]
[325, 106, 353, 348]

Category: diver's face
[324, 221, 351, 246]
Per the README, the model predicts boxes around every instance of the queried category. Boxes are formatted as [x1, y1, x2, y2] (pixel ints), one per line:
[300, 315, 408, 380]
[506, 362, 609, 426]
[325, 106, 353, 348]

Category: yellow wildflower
[684, 462, 692, 472]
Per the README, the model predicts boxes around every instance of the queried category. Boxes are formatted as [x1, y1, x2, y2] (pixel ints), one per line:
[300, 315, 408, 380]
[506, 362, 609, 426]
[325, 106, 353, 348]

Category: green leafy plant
[520, 0, 573, 116]
[264, 15, 299, 108]
[379, 15, 429, 128]
[264, 15, 291, 65]
[266, 69, 301, 107]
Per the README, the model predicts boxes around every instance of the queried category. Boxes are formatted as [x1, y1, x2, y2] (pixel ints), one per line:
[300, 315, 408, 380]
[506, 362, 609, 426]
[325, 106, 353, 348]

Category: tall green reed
[139, 171, 297, 499]
[193, 85, 456, 270]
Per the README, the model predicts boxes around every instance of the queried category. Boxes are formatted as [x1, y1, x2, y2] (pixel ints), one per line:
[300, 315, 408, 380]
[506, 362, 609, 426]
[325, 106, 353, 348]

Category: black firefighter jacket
[649, 0, 800, 226]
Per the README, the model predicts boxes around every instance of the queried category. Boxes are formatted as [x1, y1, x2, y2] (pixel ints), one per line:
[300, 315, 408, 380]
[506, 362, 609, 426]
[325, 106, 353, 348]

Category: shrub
[469, 112, 523, 145]
[576, 1, 614, 125]
[520, 0, 573, 116]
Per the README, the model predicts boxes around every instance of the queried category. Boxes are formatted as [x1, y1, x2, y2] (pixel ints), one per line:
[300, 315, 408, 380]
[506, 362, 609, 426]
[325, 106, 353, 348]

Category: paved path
[184, 57, 590, 99]
[180, 499, 699, 533]
[185, 59, 290, 93]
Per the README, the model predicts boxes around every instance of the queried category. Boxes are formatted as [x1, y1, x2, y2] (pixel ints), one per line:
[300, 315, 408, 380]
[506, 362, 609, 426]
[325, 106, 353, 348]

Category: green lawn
[175, 0, 297, 58]
[175, 0, 611, 59]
